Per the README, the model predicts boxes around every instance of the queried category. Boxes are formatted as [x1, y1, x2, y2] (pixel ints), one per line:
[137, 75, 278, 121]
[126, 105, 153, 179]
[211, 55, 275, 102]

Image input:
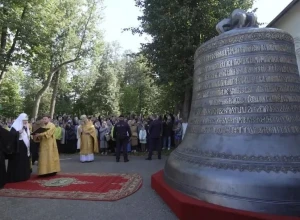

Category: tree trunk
[30, 1, 96, 117]
[31, 58, 78, 119]
[31, 71, 57, 119]
[31, 94, 43, 120]
[182, 87, 193, 122]
[0, 7, 8, 54]
[0, 5, 27, 84]
[50, 71, 61, 119]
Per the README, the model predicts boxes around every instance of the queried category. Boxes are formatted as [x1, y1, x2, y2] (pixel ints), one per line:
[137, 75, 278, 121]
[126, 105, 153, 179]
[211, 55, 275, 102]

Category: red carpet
[152, 170, 299, 220]
[0, 173, 142, 201]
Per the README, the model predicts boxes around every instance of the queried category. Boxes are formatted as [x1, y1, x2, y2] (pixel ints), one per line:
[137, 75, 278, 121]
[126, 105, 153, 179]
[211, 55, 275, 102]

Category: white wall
[271, 1, 300, 71]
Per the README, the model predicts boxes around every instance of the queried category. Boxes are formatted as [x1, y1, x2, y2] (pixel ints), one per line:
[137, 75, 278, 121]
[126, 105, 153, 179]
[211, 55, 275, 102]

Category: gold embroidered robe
[80, 121, 98, 155]
[38, 122, 60, 175]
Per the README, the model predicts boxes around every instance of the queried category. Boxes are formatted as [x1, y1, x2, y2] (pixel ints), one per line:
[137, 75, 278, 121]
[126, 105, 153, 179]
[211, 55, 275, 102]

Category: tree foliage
[0, 67, 23, 117]
[0, 0, 257, 119]
[120, 54, 160, 115]
[126, 0, 254, 118]
[0, 0, 104, 118]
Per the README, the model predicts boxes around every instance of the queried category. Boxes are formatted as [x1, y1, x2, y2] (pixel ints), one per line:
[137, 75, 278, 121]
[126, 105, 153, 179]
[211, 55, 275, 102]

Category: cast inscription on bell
[191, 29, 300, 136]
[164, 9, 300, 216]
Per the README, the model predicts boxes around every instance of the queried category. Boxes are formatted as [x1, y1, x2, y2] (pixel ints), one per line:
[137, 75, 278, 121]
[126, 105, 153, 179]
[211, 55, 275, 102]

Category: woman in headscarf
[6, 113, 31, 182]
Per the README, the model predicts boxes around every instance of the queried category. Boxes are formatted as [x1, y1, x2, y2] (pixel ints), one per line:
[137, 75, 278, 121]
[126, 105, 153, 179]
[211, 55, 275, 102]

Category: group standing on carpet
[0, 113, 60, 189]
[0, 112, 188, 188]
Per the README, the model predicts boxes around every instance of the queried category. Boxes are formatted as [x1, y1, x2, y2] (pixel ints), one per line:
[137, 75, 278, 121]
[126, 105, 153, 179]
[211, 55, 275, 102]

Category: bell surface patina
[164, 9, 300, 216]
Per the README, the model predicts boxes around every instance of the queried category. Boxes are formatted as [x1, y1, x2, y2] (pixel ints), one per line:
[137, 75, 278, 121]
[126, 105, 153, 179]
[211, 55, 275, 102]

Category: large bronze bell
[164, 9, 300, 216]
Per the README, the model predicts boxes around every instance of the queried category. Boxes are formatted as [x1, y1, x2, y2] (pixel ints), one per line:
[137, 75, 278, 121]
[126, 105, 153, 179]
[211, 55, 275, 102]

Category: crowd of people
[49, 114, 187, 155]
[1, 114, 188, 156]
[0, 112, 188, 189]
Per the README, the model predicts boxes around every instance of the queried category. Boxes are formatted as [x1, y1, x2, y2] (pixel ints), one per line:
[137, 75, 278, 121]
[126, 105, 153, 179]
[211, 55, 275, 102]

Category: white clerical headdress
[11, 113, 29, 131]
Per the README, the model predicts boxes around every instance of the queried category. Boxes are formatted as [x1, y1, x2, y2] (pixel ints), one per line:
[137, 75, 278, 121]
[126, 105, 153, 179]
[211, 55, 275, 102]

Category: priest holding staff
[34, 115, 60, 176]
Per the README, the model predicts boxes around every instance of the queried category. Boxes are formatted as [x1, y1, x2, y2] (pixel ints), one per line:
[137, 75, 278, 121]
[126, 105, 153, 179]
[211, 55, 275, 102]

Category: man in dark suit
[146, 115, 162, 160]
[113, 115, 131, 162]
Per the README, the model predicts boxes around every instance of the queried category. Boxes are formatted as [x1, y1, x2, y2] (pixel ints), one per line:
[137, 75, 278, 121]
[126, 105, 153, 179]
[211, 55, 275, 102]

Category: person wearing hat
[113, 115, 131, 162]
[6, 113, 32, 182]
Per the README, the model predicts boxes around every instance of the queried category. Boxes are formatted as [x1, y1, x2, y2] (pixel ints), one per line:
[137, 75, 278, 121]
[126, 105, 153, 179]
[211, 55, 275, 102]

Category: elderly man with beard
[79, 115, 98, 162]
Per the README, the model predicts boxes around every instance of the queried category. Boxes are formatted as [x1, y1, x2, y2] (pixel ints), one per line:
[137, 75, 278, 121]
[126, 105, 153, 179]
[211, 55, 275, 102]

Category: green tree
[50, 67, 74, 116]
[0, 67, 24, 117]
[128, 0, 254, 120]
[81, 42, 123, 116]
[28, 0, 103, 118]
[68, 69, 97, 116]
[22, 75, 52, 119]
[0, 0, 31, 83]
[119, 54, 162, 116]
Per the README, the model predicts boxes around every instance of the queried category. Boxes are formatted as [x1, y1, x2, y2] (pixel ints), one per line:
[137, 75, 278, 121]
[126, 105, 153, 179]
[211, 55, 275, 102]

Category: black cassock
[0, 126, 13, 188]
[6, 127, 31, 183]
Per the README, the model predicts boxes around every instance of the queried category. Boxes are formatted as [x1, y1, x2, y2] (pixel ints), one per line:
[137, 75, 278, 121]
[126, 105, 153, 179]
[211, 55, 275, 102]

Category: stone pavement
[0, 155, 177, 220]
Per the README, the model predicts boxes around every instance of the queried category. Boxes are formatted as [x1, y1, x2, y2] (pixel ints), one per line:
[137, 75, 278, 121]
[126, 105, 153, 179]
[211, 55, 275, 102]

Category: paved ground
[0, 154, 177, 220]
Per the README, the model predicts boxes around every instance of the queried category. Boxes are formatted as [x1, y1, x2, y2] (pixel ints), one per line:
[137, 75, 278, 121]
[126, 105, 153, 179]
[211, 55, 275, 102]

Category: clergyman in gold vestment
[35, 116, 60, 176]
[79, 115, 98, 162]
